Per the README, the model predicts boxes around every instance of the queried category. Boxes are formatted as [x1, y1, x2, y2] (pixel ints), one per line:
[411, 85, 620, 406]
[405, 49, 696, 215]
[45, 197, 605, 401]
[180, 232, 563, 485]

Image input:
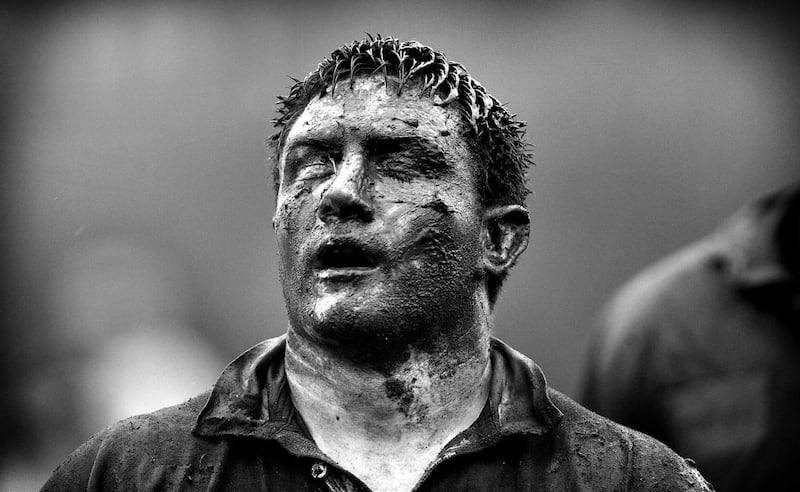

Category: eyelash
[376, 162, 414, 182]
[293, 155, 438, 184]
[297, 155, 336, 181]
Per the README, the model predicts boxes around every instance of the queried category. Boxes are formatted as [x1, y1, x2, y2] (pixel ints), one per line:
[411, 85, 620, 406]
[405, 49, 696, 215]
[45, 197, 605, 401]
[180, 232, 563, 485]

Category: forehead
[283, 76, 468, 155]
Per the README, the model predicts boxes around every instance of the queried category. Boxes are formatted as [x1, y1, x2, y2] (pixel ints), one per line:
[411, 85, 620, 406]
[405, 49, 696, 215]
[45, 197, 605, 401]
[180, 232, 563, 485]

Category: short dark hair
[270, 34, 533, 209]
[270, 35, 533, 304]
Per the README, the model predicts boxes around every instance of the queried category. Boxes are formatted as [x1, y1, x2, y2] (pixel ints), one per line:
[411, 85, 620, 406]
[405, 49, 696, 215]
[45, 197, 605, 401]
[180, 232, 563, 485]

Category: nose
[316, 154, 374, 223]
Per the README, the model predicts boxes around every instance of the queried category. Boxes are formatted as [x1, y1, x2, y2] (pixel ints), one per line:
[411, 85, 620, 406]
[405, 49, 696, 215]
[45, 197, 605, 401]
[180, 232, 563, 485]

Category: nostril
[340, 201, 374, 221]
[317, 190, 374, 223]
[317, 197, 336, 219]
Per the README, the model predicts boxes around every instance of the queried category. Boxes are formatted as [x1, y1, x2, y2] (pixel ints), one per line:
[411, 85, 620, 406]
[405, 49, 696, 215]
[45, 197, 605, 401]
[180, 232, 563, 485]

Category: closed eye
[297, 155, 336, 181]
[375, 155, 451, 182]
[368, 136, 451, 181]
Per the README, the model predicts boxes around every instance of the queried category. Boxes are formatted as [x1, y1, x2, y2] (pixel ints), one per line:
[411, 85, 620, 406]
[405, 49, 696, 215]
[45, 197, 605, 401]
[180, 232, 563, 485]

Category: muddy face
[274, 76, 487, 366]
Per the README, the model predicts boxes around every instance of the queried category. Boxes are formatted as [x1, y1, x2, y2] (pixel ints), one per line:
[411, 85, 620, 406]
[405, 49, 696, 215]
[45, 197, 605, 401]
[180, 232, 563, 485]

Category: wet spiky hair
[270, 34, 533, 209]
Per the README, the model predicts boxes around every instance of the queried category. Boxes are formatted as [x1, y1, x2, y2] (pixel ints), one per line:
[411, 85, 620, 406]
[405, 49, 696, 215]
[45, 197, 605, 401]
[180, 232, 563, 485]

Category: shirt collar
[716, 183, 799, 290]
[193, 335, 563, 454]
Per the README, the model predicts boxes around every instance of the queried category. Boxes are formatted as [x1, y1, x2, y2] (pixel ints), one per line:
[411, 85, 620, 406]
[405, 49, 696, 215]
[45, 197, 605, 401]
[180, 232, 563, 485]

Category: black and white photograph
[1, 1, 797, 490]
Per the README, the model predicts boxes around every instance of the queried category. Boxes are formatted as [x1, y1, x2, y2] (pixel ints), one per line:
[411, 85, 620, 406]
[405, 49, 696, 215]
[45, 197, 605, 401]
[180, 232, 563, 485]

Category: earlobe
[481, 205, 530, 275]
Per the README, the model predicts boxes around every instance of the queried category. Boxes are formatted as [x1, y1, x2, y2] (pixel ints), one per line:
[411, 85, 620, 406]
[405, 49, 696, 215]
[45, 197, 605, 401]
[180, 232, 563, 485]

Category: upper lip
[314, 238, 379, 271]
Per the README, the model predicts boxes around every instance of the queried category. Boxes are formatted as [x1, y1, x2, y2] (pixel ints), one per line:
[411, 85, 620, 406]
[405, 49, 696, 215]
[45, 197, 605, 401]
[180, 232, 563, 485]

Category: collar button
[310, 462, 328, 480]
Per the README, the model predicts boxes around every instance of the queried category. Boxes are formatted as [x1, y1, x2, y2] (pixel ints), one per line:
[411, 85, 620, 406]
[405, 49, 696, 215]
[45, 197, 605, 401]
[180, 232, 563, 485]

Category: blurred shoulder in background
[581, 181, 800, 491]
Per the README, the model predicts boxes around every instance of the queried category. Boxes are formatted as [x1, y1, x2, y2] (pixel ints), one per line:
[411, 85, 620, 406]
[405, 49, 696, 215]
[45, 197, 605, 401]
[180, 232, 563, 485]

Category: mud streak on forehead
[280, 76, 467, 174]
[286, 78, 450, 135]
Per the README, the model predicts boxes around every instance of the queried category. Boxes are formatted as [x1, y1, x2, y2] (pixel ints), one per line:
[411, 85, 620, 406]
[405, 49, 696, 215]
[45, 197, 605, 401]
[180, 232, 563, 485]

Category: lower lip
[316, 267, 377, 281]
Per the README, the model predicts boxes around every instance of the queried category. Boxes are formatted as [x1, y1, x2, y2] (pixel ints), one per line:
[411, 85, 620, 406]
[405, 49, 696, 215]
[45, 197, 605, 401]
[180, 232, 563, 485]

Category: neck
[284, 321, 492, 492]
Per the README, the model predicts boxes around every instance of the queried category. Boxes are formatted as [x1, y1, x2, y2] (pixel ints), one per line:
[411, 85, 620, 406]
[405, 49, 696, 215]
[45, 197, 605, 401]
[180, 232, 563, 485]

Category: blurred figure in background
[581, 181, 800, 491]
[0, 231, 225, 491]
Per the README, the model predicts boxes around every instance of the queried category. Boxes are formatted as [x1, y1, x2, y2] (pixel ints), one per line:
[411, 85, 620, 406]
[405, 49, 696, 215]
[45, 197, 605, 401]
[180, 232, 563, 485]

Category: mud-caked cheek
[274, 185, 326, 273]
[383, 209, 468, 274]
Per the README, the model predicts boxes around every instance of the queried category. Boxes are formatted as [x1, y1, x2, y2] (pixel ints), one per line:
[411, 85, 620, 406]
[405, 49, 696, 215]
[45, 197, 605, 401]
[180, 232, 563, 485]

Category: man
[581, 182, 799, 491]
[44, 35, 710, 491]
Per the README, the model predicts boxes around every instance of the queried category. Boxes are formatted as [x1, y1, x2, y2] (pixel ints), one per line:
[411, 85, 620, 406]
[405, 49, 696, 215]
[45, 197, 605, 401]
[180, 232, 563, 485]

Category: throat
[284, 330, 492, 492]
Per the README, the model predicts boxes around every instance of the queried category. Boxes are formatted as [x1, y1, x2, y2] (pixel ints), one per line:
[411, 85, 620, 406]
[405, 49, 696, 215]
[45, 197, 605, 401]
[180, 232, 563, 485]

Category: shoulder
[590, 236, 727, 373]
[547, 389, 712, 491]
[42, 392, 214, 491]
[604, 239, 719, 336]
[96, 391, 210, 449]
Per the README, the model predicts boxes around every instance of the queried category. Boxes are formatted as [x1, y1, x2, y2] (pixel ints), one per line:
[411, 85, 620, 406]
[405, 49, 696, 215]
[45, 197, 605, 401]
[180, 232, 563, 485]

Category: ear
[481, 205, 530, 275]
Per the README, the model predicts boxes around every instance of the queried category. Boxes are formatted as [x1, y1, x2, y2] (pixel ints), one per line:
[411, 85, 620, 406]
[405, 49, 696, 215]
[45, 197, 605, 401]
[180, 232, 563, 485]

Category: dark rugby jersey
[44, 336, 709, 491]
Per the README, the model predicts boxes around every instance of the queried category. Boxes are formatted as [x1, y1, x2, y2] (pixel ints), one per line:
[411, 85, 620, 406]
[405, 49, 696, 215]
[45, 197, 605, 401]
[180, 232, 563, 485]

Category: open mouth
[315, 241, 378, 276]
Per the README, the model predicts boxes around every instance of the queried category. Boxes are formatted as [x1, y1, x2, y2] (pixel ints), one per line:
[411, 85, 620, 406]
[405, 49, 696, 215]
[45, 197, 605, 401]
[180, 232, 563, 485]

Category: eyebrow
[284, 130, 452, 174]
[365, 135, 442, 157]
[283, 134, 339, 155]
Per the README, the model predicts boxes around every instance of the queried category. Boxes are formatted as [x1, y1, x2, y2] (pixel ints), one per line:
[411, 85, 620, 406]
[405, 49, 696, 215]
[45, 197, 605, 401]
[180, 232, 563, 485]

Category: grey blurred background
[1, 0, 797, 489]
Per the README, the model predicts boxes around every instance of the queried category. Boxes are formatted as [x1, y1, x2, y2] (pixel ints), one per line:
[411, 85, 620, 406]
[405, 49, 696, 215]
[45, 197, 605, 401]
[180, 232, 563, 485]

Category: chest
[139, 437, 623, 492]
[318, 436, 454, 492]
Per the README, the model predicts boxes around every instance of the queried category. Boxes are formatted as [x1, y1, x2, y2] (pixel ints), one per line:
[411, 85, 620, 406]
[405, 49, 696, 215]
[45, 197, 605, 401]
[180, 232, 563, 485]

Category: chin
[309, 295, 415, 342]
[322, 285, 471, 345]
